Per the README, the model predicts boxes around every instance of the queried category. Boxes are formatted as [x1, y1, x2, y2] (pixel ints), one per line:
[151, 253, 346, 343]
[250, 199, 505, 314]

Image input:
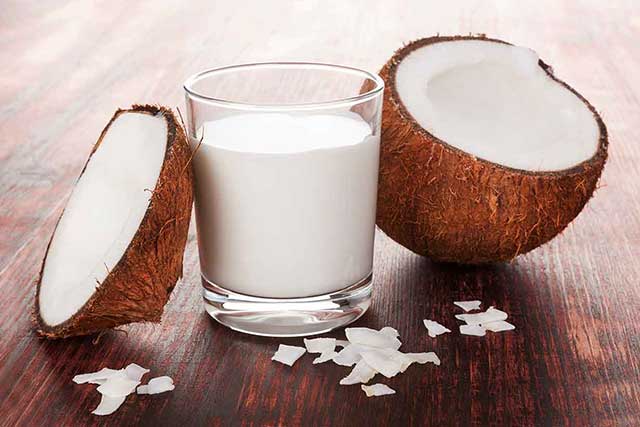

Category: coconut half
[36, 105, 193, 338]
[377, 36, 608, 263]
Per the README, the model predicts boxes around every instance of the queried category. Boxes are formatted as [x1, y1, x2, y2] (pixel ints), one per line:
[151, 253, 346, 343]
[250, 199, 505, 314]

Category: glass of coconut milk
[184, 63, 383, 336]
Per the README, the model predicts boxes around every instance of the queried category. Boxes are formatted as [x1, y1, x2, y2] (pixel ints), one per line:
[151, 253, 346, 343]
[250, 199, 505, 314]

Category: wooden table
[1, 1, 639, 425]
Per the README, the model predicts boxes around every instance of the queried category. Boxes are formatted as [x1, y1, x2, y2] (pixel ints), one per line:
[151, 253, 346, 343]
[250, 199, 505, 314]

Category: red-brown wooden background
[1, 1, 639, 425]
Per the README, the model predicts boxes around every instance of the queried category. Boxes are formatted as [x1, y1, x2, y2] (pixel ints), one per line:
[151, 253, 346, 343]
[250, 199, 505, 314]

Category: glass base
[202, 273, 372, 337]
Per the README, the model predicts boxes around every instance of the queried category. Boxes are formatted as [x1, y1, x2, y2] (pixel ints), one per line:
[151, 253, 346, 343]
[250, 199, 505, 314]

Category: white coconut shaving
[137, 376, 175, 395]
[454, 300, 482, 312]
[73, 363, 173, 416]
[422, 319, 451, 338]
[124, 363, 150, 382]
[403, 352, 441, 367]
[379, 326, 399, 338]
[455, 307, 508, 325]
[92, 395, 127, 416]
[360, 348, 407, 378]
[332, 344, 365, 366]
[97, 377, 141, 397]
[399, 353, 425, 372]
[272, 344, 306, 366]
[304, 337, 336, 354]
[313, 351, 338, 364]
[483, 320, 516, 332]
[361, 383, 396, 397]
[337, 326, 440, 379]
[455, 306, 515, 335]
[460, 324, 487, 336]
[340, 359, 377, 385]
[272, 324, 441, 399]
[91, 374, 140, 416]
[345, 327, 402, 350]
[73, 363, 149, 385]
[73, 367, 124, 385]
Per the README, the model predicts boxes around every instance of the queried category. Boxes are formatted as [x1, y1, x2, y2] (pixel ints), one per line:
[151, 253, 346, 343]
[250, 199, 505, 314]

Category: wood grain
[1, 0, 639, 425]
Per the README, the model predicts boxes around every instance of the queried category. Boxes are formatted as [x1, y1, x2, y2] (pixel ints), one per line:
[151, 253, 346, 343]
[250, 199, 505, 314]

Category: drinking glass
[184, 62, 384, 336]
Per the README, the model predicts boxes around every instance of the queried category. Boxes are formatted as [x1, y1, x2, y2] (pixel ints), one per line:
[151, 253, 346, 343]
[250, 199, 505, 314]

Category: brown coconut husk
[377, 35, 608, 263]
[35, 105, 194, 338]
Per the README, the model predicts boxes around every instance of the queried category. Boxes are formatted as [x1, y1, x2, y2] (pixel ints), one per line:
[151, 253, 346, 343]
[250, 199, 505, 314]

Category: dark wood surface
[1, 1, 639, 426]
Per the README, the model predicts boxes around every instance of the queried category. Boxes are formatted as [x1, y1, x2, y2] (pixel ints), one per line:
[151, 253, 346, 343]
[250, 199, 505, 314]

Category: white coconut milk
[191, 112, 379, 298]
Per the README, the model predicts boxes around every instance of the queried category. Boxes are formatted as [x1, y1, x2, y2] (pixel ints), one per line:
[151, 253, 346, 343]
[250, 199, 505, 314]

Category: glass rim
[183, 62, 384, 111]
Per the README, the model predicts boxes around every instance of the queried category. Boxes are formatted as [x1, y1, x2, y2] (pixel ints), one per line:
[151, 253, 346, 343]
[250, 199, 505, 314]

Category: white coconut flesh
[38, 112, 168, 326]
[395, 40, 600, 171]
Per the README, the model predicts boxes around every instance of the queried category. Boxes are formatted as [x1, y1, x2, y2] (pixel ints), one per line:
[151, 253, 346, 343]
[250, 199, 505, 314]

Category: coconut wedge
[36, 105, 193, 338]
[377, 36, 608, 263]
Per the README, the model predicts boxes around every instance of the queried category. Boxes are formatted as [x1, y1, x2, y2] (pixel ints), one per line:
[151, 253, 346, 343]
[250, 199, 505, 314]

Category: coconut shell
[377, 36, 608, 263]
[35, 105, 194, 338]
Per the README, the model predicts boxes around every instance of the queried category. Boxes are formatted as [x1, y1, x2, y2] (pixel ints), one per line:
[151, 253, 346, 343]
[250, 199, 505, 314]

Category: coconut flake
[345, 327, 402, 350]
[460, 324, 487, 336]
[340, 359, 377, 385]
[137, 376, 175, 395]
[124, 363, 149, 382]
[422, 319, 451, 338]
[483, 320, 516, 332]
[142, 376, 175, 395]
[313, 351, 338, 364]
[272, 344, 306, 367]
[92, 395, 127, 416]
[332, 344, 364, 366]
[303, 338, 336, 354]
[403, 352, 441, 367]
[75, 364, 148, 386]
[360, 348, 406, 378]
[395, 351, 440, 372]
[74, 363, 173, 416]
[455, 307, 508, 325]
[361, 383, 396, 397]
[379, 326, 399, 338]
[335, 339, 350, 348]
[454, 300, 482, 312]
[73, 368, 124, 385]
[96, 377, 140, 397]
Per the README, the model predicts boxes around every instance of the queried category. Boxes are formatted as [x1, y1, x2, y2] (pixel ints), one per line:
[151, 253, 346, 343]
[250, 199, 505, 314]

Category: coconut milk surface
[191, 112, 379, 298]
